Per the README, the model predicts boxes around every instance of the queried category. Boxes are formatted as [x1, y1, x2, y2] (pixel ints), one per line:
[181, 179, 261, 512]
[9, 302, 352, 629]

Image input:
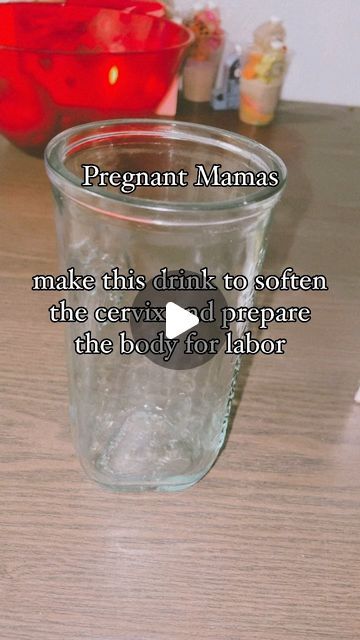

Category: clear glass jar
[45, 119, 286, 491]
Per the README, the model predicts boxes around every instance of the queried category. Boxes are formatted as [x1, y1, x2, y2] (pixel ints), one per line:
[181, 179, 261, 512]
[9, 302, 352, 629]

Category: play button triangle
[165, 302, 199, 340]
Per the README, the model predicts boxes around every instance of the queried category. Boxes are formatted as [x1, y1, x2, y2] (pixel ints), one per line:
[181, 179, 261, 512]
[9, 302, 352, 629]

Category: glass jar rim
[45, 118, 287, 224]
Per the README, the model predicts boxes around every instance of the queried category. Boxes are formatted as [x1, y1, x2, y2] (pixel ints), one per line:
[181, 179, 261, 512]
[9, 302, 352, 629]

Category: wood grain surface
[0, 101, 359, 640]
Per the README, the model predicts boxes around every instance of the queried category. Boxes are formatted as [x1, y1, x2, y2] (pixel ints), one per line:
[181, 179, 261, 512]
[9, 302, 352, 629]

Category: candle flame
[108, 65, 119, 86]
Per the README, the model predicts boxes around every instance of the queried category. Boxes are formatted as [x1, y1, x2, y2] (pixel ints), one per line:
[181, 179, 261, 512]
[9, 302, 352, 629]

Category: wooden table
[1, 101, 359, 640]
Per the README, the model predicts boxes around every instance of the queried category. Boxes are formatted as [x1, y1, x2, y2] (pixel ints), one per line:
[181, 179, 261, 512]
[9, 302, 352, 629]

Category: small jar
[240, 40, 287, 125]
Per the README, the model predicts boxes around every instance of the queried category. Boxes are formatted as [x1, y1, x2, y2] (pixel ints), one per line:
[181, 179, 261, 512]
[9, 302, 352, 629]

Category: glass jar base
[79, 458, 214, 493]
[86, 474, 207, 493]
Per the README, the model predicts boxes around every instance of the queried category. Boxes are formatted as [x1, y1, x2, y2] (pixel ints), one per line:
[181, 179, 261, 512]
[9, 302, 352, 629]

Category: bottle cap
[208, 1, 218, 9]
[270, 16, 282, 24]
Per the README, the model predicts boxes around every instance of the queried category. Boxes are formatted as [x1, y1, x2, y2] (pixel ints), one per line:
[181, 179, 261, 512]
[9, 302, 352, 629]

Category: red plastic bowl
[0, 3, 192, 154]
[66, 0, 166, 18]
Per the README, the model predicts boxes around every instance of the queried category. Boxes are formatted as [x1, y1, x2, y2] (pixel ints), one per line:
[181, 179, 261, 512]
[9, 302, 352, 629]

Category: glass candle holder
[45, 119, 286, 492]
